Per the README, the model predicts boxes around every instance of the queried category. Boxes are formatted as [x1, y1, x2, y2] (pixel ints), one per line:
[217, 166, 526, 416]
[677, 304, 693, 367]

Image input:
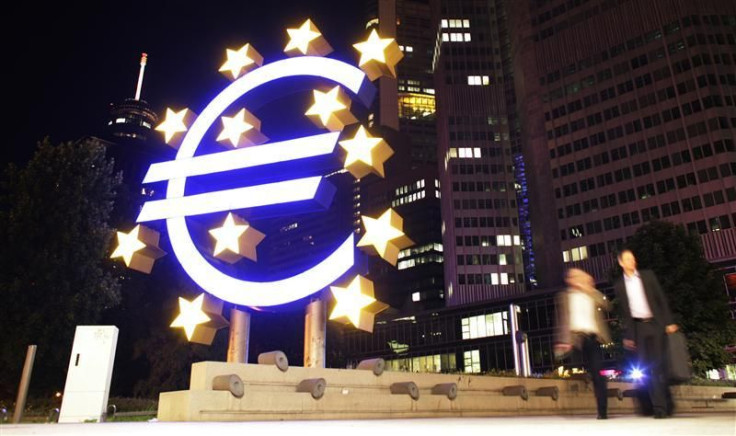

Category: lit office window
[397, 259, 415, 270]
[467, 75, 490, 85]
[463, 350, 481, 373]
[562, 246, 589, 262]
[443, 32, 472, 42]
[461, 313, 509, 340]
[496, 235, 513, 246]
[456, 147, 482, 158]
[398, 93, 436, 119]
[442, 18, 470, 28]
[386, 353, 456, 373]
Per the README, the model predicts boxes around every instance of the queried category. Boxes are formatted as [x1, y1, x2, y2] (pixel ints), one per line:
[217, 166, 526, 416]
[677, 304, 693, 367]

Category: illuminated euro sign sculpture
[136, 25, 407, 316]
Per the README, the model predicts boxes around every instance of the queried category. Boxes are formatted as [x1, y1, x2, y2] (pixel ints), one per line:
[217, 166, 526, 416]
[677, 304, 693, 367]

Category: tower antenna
[134, 53, 148, 100]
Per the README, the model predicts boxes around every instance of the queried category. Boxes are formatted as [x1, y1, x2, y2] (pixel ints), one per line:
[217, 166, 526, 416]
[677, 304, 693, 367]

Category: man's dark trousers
[581, 334, 607, 417]
[634, 318, 669, 415]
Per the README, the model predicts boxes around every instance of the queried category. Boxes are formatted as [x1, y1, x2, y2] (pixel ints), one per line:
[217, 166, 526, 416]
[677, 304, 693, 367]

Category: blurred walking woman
[555, 268, 612, 419]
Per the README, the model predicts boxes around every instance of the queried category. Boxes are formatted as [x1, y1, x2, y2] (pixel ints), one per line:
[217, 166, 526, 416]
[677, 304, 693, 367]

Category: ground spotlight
[629, 367, 644, 380]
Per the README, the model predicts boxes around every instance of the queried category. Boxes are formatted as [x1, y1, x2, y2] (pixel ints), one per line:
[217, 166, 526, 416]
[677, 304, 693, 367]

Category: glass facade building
[343, 287, 618, 374]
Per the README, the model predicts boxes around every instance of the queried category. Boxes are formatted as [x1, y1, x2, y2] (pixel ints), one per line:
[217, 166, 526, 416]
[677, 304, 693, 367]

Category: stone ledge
[157, 362, 735, 421]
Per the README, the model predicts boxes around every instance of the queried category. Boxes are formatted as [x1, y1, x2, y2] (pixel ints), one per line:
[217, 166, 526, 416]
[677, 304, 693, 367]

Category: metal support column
[509, 304, 521, 376]
[509, 304, 532, 377]
[304, 298, 326, 368]
[227, 307, 251, 363]
[12, 345, 37, 423]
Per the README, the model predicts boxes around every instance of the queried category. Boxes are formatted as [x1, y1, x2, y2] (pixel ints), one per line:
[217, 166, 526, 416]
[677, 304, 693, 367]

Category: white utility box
[58, 326, 119, 423]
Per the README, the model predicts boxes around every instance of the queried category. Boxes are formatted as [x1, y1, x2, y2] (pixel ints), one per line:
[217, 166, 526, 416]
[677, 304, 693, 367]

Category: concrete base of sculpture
[157, 361, 735, 421]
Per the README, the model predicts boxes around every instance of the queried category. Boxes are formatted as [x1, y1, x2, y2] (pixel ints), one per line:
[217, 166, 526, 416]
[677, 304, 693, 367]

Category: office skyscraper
[510, 0, 736, 281]
[343, 0, 545, 373]
[360, 0, 446, 313]
[435, 0, 531, 306]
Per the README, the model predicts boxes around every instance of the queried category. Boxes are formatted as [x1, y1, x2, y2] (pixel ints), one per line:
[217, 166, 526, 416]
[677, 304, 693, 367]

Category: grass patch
[105, 413, 156, 422]
[107, 397, 157, 413]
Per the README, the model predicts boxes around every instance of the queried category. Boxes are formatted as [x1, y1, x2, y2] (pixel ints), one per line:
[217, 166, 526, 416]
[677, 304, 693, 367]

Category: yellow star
[208, 213, 265, 263]
[284, 19, 333, 56]
[155, 108, 191, 145]
[170, 294, 212, 341]
[110, 225, 166, 273]
[305, 86, 357, 131]
[219, 44, 263, 80]
[209, 213, 247, 255]
[353, 29, 403, 80]
[111, 225, 146, 266]
[357, 209, 414, 266]
[306, 87, 345, 125]
[329, 275, 385, 332]
[216, 108, 267, 148]
[170, 293, 229, 345]
[338, 126, 394, 178]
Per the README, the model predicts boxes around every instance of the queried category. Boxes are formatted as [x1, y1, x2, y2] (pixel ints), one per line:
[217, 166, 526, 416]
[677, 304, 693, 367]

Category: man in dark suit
[614, 249, 679, 419]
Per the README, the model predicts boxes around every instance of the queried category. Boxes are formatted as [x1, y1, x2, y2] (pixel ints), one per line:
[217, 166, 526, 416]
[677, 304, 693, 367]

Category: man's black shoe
[653, 411, 667, 419]
[597, 414, 608, 420]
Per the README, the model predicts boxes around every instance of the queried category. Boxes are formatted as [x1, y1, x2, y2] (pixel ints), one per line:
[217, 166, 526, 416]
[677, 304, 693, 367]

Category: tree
[613, 220, 736, 375]
[101, 252, 230, 398]
[0, 137, 122, 398]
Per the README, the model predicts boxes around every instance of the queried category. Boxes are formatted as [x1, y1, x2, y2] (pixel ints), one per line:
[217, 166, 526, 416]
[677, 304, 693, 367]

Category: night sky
[6, 1, 366, 165]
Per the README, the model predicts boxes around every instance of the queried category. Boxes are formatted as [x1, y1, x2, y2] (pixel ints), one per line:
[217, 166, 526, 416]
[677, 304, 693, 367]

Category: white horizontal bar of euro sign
[165, 56, 366, 212]
[137, 176, 322, 222]
[142, 132, 340, 183]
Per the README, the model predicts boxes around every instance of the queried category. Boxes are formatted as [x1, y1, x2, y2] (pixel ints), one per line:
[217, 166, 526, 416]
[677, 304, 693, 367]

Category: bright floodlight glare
[629, 367, 644, 380]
